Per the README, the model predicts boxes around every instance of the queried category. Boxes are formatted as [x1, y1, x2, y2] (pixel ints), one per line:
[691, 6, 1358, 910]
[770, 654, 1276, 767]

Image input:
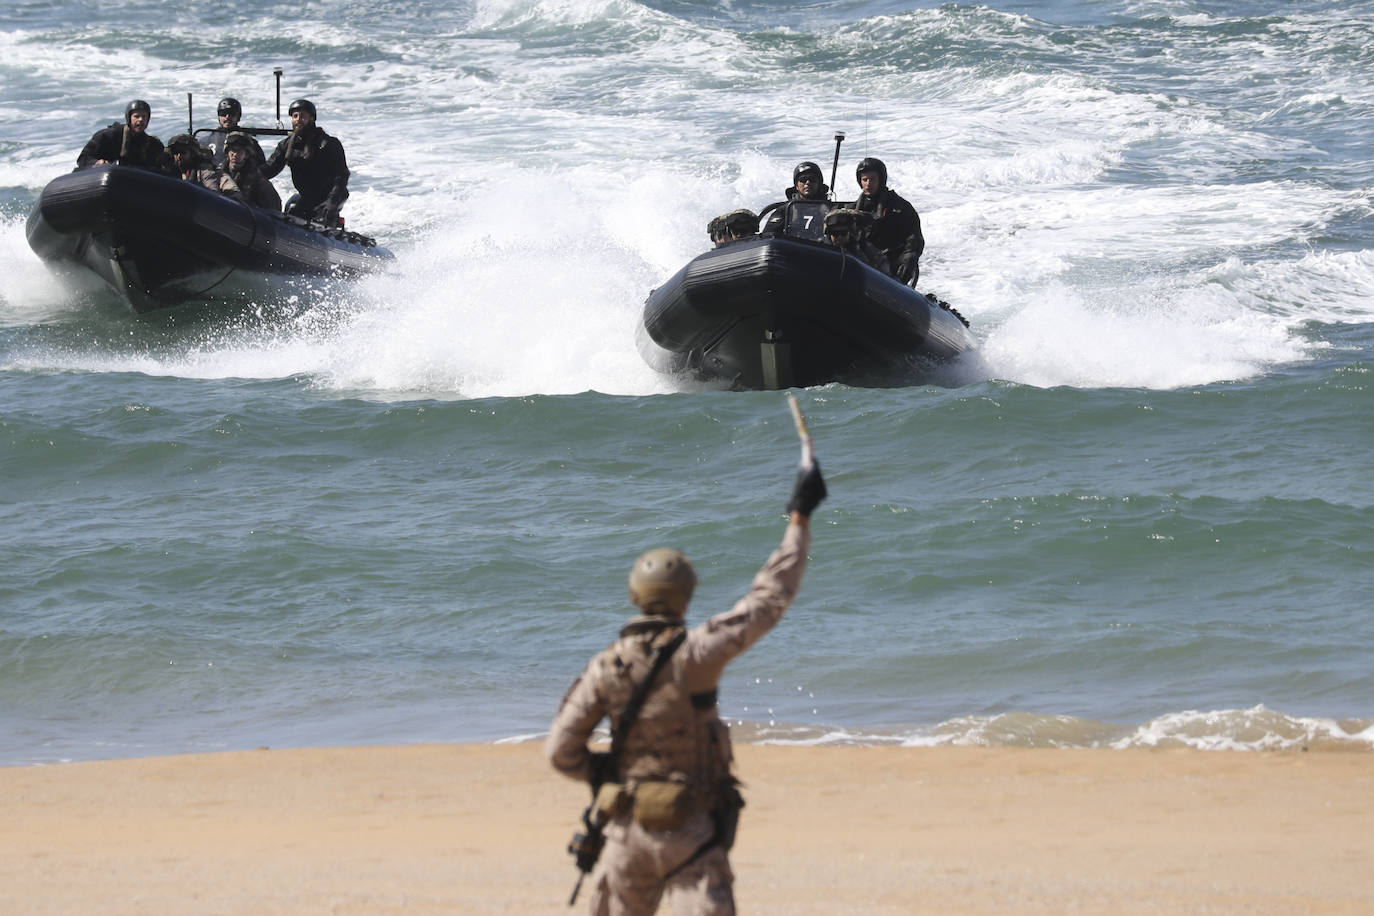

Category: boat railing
[192, 126, 291, 143]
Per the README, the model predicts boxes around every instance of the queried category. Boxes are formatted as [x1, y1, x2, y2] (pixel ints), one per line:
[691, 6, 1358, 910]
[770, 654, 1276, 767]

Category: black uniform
[837, 235, 891, 275]
[853, 187, 924, 286]
[76, 123, 167, 172]
[262, 125, 350, 223]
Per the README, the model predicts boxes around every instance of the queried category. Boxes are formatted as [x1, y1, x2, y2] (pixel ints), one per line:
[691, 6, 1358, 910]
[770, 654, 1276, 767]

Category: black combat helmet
[217, 97, 242, 117]
[125, 99, 151, 123]
[855, 156, 888, 187]
[792, 161, 823, 184]
[288, 98, 316, 118]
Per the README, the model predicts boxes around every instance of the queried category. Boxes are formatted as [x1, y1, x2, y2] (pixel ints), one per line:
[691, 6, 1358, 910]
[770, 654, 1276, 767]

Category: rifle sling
[608, 628, 686, 777]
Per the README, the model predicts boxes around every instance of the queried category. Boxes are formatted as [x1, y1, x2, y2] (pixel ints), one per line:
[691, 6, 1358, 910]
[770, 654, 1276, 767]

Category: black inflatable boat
[637, 200, 976, 389]
[26, 164, 394, 313]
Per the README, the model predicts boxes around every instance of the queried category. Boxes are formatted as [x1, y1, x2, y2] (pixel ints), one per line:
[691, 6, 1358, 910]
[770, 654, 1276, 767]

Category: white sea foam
[1111, 705, 1374, 752]
[734, 706, 1374, 752]
[3, 0, 1370, 399]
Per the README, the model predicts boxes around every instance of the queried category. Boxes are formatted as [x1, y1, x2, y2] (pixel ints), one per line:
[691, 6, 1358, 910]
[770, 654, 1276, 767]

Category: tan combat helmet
[628, 549, 697, 618]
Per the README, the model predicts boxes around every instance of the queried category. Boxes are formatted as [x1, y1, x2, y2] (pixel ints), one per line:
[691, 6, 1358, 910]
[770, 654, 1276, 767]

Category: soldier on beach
[547, 459, 827, 915]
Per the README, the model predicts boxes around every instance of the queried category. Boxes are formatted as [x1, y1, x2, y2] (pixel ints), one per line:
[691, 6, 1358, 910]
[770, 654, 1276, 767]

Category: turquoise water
[2, 0, 1373, 764]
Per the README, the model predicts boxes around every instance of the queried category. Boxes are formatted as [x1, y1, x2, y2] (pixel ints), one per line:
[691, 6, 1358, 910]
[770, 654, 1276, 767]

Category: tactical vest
[593, 621, 733, 814]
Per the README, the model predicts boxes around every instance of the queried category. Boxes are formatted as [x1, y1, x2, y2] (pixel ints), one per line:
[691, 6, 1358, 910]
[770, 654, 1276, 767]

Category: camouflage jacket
[180, 164, 239, 195]
[546, 521, 810, 813]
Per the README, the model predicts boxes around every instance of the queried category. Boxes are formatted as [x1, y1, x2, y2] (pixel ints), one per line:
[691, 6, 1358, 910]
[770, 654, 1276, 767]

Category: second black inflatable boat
[636, 200, 977, 390]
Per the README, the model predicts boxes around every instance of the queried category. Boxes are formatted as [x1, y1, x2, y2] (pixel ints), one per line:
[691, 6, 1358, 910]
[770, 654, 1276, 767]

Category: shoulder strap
[608, 629, 686, 772]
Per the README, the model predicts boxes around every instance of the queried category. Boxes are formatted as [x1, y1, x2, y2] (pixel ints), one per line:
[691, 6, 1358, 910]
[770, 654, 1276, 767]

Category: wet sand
[3, 744, 1370, 914]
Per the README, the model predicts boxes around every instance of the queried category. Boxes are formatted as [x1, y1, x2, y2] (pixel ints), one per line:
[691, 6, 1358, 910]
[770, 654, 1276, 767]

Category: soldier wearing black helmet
[851, 157, 924, 287]
[205, 97, 266, 170]
[548, 460, 826, 915]
[75, 99, 167, 172]
[262, 98, 350, 226]
[759, 160, 832, 234]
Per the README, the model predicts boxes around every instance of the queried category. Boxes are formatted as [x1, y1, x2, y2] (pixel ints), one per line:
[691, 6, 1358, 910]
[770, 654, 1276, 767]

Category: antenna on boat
[829, 132, 845, 200]
[187, 93, 194, 134]
[274, 68, 284, 128]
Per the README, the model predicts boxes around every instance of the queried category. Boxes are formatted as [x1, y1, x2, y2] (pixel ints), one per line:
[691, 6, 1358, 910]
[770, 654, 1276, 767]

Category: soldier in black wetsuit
[204, 98, 266, 170]
[75, 99, 167, 172]
[759, 161, 832, 234]
[262, 98, 350, 225]
[851, 157, 924, 287]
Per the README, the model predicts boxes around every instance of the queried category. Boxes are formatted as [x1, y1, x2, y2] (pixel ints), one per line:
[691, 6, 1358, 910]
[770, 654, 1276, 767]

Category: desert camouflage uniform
[547, 520, 811, 915]
[166, 137, 240, 196]
[179, 162, 239, 195]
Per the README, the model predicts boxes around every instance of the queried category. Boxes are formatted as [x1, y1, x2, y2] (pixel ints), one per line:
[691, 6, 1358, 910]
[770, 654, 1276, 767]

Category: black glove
[786, 461, 827, 517]
[897, 253, 920, 286]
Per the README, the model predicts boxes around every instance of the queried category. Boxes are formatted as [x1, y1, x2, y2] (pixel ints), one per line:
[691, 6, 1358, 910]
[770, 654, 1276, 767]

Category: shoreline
[3, 743, 1371, 914]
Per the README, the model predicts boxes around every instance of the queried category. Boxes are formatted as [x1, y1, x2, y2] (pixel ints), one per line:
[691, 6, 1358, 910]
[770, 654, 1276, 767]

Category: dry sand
[2, 743, 1370, 914]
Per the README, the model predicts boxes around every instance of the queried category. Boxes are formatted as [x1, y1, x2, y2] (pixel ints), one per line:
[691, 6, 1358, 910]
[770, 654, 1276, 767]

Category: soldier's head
[125, 99, 151, 131]
[792, 161, 826, 200]
[721, 208, 757, 242]
[628, 549, 697, 620]
[224, 132, 253, 170]
[217, 97, 243, 129]
[166, 134, 202, 168]
[288, 98, 317, 131]
[823, 208, 866, 248]
[709, 209, 758, 247]
[855, 157, 888, 197]
[707, 214, 726, 246]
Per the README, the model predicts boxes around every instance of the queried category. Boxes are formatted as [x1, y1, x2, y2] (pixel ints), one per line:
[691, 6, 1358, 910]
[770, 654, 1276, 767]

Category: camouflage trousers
[588, 811, 734, 916]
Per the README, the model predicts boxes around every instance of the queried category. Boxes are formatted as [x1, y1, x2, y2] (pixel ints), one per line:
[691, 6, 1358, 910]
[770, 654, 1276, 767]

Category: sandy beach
[2, 744, 1370, 915]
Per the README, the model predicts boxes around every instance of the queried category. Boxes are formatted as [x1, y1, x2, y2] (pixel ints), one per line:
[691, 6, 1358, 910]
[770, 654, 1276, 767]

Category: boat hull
[26, 165, 393, 313]
[637, 237, 976, 389]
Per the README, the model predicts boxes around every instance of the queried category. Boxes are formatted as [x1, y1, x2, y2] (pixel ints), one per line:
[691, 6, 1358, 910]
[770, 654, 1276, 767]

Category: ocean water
[2, 0, 1372, 765]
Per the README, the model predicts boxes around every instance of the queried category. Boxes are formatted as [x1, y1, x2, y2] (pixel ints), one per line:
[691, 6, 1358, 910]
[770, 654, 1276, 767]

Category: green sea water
[3, 0, 1374, 762]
